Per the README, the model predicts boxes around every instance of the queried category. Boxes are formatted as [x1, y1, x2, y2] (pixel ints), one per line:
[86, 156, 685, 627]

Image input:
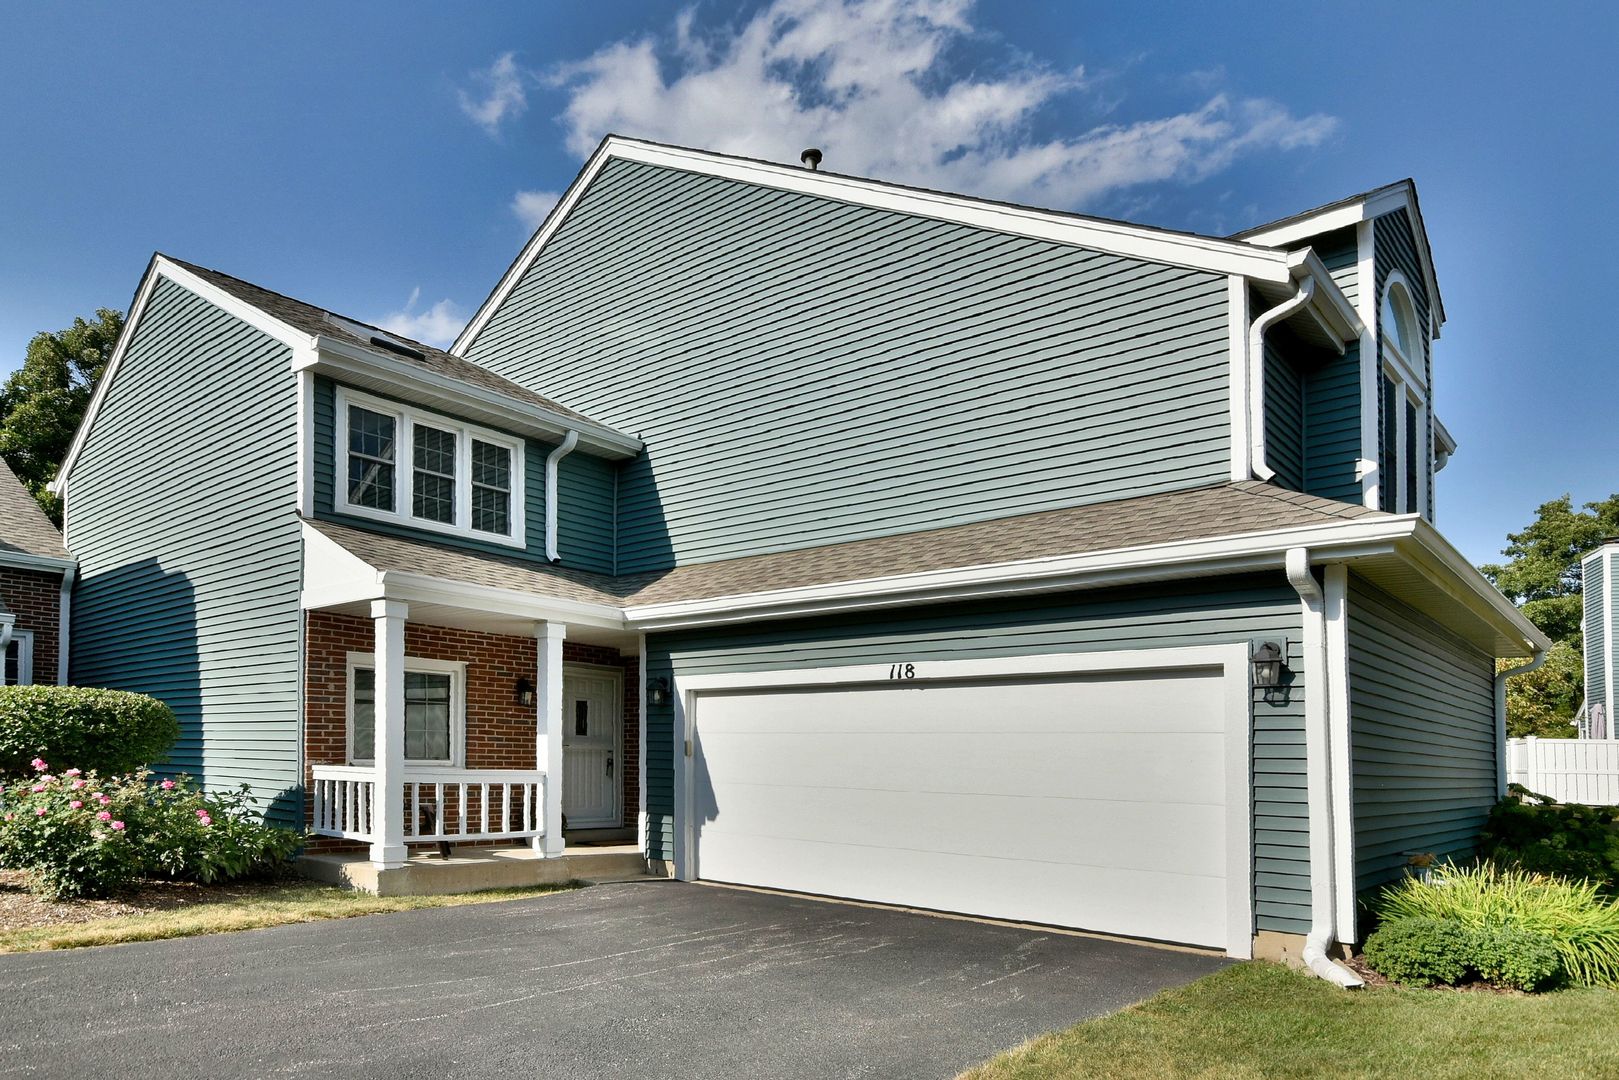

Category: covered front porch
[298, 521, 647, 892]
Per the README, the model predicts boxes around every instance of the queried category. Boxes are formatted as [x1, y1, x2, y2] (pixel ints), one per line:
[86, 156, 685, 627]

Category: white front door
[561, 666, 623, 830]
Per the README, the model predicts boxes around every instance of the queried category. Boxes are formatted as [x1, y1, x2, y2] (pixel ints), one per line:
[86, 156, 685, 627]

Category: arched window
[1380, 279, 1422, 365]
[1377, 273, 1428, 516]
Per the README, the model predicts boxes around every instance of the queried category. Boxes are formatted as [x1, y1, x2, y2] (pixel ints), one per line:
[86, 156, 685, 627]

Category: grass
[959, 961, 1619, 1080]
[0, 880, 578, 953]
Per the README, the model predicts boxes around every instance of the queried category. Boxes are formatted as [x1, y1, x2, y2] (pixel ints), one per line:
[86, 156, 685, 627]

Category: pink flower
[69, 800, 83, 809]
[30, 758, 47, 772]
[34, 808, 47, 817]
[63, 769, 80, 777]
[70, 779, 85, 790]
[110, 821, 124, 831]
[30, 784, 45, 794]
[199, 817, 212, 827]
[195, 809, 209, 818]
[40, 775, 53, 783]
[96, 811, 111, 822]
[3, 814, 11, 822]
[160, 780, 176, 790]
[98, 796, 110, 806]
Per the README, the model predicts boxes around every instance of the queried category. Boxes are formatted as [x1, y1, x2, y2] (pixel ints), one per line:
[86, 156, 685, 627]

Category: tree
[0, 309, 123, 523]
[1499, 641, 1583, 738]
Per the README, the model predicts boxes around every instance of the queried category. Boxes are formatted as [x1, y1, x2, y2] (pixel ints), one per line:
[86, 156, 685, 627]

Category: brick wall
[303, 611, 638, 845]
[0, 566, 62, 685]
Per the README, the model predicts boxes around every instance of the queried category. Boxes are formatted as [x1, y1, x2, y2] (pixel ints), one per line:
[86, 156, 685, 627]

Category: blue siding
[465, 158, 1234, 573]
[1263, 338, 1305, 491]
[1348, 575, 1497, 892]
[646, 576, 1311, 935]
[311, 376, 616, 574]
[68, 276, 303, 823]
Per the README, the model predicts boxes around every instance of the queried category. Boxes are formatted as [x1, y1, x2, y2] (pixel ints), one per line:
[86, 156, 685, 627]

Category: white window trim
[345, 651, 467, 769]
[334, 385, 527, 550]
[1378, 273, 1430, 519]
[4, 629, 34, 686]
[1379, 273, 1427, 393]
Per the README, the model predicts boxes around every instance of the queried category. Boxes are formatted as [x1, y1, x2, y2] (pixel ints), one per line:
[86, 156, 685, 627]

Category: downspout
[0, 615, 13, 661]
[1495, 649, 1548, 795]
[1285, 547, 1365, 988]
[1248, 276, 1316, 482]
[56, 566, 74, 685]
[544, 431, 579, 564]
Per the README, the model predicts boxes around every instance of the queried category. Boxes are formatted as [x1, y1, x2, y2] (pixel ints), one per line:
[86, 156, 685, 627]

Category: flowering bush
[0, 761, 302, 899]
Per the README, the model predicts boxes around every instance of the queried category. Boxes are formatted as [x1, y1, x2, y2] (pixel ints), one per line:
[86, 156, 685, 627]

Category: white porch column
[535, 621, 567, 857]
[369, 599, 409, 869]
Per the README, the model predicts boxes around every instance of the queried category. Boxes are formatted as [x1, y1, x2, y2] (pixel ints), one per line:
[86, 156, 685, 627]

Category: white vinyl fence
[1506, 737, 1619, 806]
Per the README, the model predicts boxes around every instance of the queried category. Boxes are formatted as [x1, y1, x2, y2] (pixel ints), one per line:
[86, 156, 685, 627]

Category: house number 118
[888, 663, 916, 680]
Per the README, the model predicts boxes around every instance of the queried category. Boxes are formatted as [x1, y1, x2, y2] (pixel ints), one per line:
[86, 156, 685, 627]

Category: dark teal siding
[465, 158, 1234, 573]
[68, 276, 303, 823]
[1348, 575, 1497, 892]
[311, 375, 616, 574]
[1302, 340, 1363, 503]
[1263, 339, 1304, 491]
[646, 576, 1311, 935]
[1374, 209, 1433, 519]
[1315, 226, 1359, 310]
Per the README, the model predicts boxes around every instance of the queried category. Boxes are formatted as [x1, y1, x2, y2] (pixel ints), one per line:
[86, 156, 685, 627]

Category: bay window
[335, 387, 526, 548]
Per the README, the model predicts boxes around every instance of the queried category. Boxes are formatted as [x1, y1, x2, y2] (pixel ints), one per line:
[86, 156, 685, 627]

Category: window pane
[3, 641, 18, 686]
[471, 440, 511, 535]
[352, 668, 375, 761]
[347, 406, 396, 511]
[1379, 374, 1398, 512]
[349, 406, 395, 460]
[404, 671, 453, 762]
[472, 485, 510, 535]
[412, 426, 457, 524]
[472, 441, 510, 489]
[413, 471, 455, 523]
[1405, 400, 1419, 514]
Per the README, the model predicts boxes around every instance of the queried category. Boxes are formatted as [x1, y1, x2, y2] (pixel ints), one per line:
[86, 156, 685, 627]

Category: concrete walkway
[0, 880, 1226, 1079]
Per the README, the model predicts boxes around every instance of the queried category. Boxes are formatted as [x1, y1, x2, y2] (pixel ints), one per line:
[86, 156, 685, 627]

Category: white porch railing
[1507, 737, 1619, 806]
[311, 766, 548, 844]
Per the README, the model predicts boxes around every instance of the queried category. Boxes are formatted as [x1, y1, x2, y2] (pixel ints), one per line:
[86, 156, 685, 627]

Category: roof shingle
[0, 462, 69, 562]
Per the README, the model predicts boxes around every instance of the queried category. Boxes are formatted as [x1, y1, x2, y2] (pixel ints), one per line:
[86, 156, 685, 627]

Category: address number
[888, 663, 916, 680]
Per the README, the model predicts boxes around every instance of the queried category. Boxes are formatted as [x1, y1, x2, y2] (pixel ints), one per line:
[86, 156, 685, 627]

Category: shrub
[0, 761, 302, 899]
[1377, 861, 1619, 987]
[0, 687, 179, 777]
[1479, 786, 1619, 893]
[1472, 926, 1563, 992]
[1362, 917, 1474, 986]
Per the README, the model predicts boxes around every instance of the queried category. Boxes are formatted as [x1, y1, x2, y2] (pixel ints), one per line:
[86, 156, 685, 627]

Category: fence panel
[1506, 738, 1619, 805]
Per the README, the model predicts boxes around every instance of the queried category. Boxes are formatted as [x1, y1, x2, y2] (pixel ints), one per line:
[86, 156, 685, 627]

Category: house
[0, 461, 72, 686]
[1581, 539, 1618, 738]
[48, 137, 1547, 973]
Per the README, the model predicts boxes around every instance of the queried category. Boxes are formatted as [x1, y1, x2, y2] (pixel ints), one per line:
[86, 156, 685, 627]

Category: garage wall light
[1251, 640, 1288, 689]
[647, 677, 671, 708]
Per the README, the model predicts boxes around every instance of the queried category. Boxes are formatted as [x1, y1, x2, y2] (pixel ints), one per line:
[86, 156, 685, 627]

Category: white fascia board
[625, 516, 1419, 630]
[0, 551, 76, 575]
[53, 256, 317, 500]
[1433, 415, 1457, 456]
[453, 137, 1296, 356]
[377, 572, 627, 632]
[302, 337, 641, 459]
[1289, 248, 1364, 341]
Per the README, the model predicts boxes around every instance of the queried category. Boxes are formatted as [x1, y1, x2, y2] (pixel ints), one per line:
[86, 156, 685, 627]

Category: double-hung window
[2, 631, 32, 686]
[1376, 274, 1429, 517]
[336, 387, 526, 548]
[347, 653, 464, 767]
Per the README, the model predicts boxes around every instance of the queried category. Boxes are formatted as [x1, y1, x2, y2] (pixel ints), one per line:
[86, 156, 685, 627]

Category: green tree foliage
[0, 309, 123, 523]
[1500, 641, 1584, 738]
[1482, 494, 1619, 645]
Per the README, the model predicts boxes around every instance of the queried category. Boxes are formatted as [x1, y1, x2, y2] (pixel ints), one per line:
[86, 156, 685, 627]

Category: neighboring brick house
[0, 462, 72, 686]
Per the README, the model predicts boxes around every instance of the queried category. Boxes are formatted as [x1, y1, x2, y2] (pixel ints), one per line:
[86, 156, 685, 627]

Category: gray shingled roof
[0, 461, 69, 563]
[307, 481, 1387, 611]
[165, 258, 602, 425]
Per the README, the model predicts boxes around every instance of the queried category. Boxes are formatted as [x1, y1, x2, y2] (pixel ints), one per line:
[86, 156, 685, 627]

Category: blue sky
[2, 1, 1614, 565]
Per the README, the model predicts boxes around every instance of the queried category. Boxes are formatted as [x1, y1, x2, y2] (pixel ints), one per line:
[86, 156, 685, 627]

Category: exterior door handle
[606, 754, 613, 778]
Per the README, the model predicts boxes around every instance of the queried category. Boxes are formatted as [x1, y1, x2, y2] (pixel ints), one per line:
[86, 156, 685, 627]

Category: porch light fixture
[515, 677, 535, 708]
[647, 677, 671, 708]
[1251, 641, 1288, 689]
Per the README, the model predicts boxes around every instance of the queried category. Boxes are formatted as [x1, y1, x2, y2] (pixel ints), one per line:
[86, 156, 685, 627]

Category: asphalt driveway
[0, 880, 1225, 1079]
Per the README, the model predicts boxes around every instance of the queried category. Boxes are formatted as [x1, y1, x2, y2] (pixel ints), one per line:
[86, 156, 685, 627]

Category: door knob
[606, 754, 614, 778]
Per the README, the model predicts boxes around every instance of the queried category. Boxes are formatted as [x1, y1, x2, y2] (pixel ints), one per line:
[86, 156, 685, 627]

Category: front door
[561, 666, 623, 830]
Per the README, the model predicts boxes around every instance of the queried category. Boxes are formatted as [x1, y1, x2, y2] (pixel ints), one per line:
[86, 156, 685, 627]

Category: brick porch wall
[303, 611, 639, 847]
[0, 566, 62, 685]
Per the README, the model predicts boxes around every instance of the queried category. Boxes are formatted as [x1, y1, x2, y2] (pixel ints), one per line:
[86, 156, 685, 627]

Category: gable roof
[0, 460, 70, 568]
[451, 135, 1339, 357]
[1231, 178, 1446, 331]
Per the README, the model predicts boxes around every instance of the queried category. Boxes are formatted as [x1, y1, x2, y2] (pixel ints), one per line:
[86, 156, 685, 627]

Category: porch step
[298, 844, 654, 897]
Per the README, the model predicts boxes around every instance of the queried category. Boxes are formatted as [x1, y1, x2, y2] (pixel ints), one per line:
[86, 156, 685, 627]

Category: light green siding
[465, 158, 1234, 573]
[68, 275, 303, 823]
[1315, 226, 1360, 310]
[646, 576, 1311, 934]
[311, 376, 617, 574]
[1348, 575, 1497, 892]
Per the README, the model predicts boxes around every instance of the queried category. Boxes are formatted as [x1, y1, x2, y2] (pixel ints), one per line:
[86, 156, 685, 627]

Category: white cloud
[512, 189, 561, 230]
[546, 0, 1337, 210]
[376, 287, 467, 349]
[459, 52, 528, 136]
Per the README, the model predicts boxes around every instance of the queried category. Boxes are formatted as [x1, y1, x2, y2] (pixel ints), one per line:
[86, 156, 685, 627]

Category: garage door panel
[698, 832, 1228, 947]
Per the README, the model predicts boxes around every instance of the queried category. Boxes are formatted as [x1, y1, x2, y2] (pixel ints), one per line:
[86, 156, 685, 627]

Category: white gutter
[1247, 276, 1316, 482]
[1285, 547, 1365, 989]
[1496, 649, 1548, 795]
[55, 565, 74, 685]
[544, 431, 580, 563]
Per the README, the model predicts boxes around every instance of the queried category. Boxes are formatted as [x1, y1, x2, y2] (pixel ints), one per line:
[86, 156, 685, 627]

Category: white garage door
[687, 662, 1245, 950]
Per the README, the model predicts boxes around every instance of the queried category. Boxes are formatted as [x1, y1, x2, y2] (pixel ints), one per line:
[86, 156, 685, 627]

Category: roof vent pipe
[800, 148, 823, 171]
[545, 431, 579, 564]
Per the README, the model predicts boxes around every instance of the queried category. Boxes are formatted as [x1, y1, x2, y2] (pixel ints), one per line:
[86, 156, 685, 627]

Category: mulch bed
[0, 869, 296, 933]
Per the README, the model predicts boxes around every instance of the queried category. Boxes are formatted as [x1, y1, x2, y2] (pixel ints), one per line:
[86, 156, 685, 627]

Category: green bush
[1362, 917, 1474, 986]
[0, 762, 302, 899]
[1377, 861, 1619, 987]
[1472, 926, 1563, 992]
[0, 686, 179, 777]
[1479, 786, 1619, 893]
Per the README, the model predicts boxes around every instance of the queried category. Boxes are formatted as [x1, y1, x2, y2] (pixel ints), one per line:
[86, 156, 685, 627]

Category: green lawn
[0, 880, 578, 953]
[960, 961, 1619, 1080]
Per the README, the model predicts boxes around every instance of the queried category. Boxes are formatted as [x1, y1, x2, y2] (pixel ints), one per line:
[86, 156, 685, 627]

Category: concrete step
[299, 844, 652, 897]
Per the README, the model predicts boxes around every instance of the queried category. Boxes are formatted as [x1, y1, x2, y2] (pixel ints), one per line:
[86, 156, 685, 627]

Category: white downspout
[0, 615, 13, 662]
[1286, 547, 1365, 988]
[1248, 276, 1316, 482]
[544, 431, 579, 564]
[55, 566, 74, 685]
[1496, 649, 1548, 795]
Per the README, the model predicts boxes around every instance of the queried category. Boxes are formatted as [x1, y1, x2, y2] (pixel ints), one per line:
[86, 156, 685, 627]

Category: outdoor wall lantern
[648, 677, 672, 708]
[1251, 641, 1288, 689]
[515, 677, 535, 708]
